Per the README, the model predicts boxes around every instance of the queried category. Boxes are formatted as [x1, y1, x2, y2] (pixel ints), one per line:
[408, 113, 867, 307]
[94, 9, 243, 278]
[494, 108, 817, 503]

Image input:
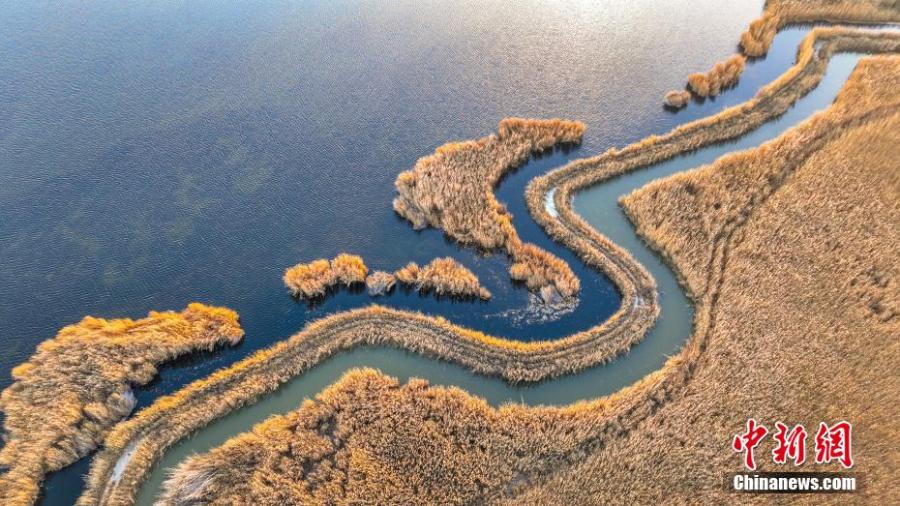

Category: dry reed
[687, 55, 746, 98]
[743, 0, 900, 56]
[365, 271, 396, 296]
[664, 89, 691, 108]
[283, 254, 368, 299]
[395, 257, 491, 300]
[668, 0, 900, 105]
[75, 27, 900, 506]
[0, 304, 243, 506]
[160, 54, 900, 506]
[393, 118, 584, 300]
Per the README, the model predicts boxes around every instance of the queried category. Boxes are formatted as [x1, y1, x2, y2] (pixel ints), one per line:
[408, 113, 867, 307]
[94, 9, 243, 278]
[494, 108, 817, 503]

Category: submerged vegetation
[394, 118, 584, 302]
[283, 253, 368, 299]
[395, 257, 491, 300]
[159, 54, 900, 505]
[0, 304, 243, 506]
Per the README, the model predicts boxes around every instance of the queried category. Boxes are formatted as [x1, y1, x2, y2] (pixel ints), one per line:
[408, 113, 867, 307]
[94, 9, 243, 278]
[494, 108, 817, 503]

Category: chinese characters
[732, 420, 853, 470]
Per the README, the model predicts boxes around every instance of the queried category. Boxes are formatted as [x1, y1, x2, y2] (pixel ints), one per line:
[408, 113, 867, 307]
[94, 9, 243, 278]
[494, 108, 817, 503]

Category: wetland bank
[0, 0, 898, 504]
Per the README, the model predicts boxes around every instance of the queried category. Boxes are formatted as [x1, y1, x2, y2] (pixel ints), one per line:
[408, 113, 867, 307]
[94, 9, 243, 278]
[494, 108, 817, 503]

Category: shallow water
[2, 0, 847, 503]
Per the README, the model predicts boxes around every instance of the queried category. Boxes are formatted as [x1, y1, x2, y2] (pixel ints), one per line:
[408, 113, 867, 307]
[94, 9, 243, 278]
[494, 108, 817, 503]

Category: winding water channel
[124, 49, 868, 505]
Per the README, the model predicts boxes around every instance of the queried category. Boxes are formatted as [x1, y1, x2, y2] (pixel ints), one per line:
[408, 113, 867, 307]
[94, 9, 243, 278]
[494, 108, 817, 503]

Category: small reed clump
[687, 55, 747, 98]
[365, 271, 396, 296]
[395, 257, 491, 299]
[509, 241, 579, 303]
[664, 90, 692, 108]
[741, 12, 781, 57]
[393, 118, 584, 301]
[0, 303, 244, 506]
[283, 253, 368, 299]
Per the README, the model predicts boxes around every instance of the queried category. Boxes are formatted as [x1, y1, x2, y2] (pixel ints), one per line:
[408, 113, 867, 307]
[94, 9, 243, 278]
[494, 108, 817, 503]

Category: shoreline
[76, 28, 900, 506]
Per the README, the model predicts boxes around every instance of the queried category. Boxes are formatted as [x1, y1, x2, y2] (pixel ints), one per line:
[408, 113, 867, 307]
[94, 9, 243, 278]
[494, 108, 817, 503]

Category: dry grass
[515, 55, 900, 505]
[155, 368, 601, 506]
[394, 118, 584, 300]
[670, 0, 900, 104]
[158, 55, 900, 506]
[0, 304, 243, 506]
[283, 254, 368, 299]
[687, 55, 746, 98]
[76, 27, 899, 506]
[395, 257, 491, 300]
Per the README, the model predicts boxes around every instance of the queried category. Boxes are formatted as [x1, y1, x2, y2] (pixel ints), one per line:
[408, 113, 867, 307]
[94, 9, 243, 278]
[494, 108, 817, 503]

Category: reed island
[394, 118, 584, 304]
[284, 255, 491, 300]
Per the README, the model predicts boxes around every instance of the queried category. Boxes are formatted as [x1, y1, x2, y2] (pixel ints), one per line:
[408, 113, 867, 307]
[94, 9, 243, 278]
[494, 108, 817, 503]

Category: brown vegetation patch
[155, 369, 598, 505]
[0, 304, 243, 506]
[76, 28, 900, 506]
[394, 257, 491, 300]
[159, 55, 900, 505]
[393, 118, 584, 300]
[687, 55, 746, 98]
[283, 254, 368, 299]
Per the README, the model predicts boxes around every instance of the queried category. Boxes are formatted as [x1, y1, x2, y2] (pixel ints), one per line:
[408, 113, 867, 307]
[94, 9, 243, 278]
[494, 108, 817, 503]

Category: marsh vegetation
[668, 0, 900, 106]
[159, 55, 900, 505]
[0, 304, 243, 506]
[283, 254, 368, 299]
[394, 258, 492, 300]
[394, 118, 585, 303]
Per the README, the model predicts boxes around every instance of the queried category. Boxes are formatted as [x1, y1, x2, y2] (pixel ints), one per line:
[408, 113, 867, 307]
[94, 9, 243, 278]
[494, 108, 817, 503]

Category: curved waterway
[124, 51, 868, 505]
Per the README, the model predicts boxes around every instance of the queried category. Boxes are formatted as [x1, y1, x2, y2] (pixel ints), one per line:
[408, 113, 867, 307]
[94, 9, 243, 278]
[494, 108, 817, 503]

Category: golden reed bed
[159, 53, 900, 504]
[67, 27, 900, 506]
[159, 54, 900, 505]
[284, 254, 491, 301]
[394, 118, 584, 302]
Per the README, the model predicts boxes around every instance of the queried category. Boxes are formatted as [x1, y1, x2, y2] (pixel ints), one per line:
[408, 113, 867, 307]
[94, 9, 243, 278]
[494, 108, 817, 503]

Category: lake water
[0, 1, 835, 503]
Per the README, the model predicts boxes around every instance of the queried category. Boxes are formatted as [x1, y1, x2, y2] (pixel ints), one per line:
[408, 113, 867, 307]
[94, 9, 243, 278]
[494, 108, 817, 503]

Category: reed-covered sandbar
[73, 25, 900, 506]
